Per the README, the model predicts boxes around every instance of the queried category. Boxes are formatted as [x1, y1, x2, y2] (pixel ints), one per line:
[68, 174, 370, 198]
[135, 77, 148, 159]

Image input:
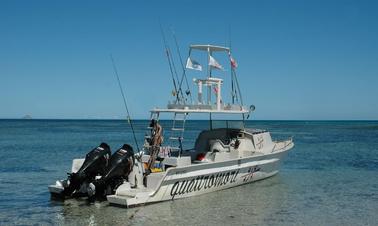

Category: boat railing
[271, 136, 294, 153]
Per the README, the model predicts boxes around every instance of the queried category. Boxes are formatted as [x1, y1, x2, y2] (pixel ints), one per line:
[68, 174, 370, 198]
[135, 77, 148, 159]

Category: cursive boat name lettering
[170, 169, 239, 199]
[241, 166, 261, 182]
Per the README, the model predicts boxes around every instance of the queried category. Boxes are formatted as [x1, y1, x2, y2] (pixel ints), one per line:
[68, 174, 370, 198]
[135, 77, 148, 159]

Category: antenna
[110, 54, 140, 152]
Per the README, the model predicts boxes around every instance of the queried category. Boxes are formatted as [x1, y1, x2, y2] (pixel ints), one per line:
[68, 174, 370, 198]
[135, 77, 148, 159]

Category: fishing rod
[110, 54, 140, 152]
[233, 69, 243, 106]
[159, 22, 181, 104]
[171, 28, 192, 103]
[168, 47, 183, 101]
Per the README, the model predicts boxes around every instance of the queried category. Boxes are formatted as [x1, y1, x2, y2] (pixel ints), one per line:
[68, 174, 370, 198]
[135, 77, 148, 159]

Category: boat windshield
[211, 120, 244, 130]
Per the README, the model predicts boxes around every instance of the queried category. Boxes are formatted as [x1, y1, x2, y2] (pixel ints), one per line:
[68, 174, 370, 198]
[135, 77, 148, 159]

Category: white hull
[107, 144, 291, 207]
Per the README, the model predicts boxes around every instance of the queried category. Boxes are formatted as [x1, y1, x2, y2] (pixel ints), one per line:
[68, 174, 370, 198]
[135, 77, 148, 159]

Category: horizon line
[0, 118, 377, 121]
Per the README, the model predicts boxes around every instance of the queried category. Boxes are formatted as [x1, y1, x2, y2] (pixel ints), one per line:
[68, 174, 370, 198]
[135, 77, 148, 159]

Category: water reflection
[49, 175, 291, 225]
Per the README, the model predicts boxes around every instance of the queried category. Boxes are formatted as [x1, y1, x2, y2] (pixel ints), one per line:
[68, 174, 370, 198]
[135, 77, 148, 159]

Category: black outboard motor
[62, 143, 111, 196]
[87, 144, 134, 199]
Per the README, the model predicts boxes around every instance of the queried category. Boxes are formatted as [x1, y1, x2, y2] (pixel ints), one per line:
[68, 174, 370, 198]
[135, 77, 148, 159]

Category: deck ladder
[169, 112, 188, 155]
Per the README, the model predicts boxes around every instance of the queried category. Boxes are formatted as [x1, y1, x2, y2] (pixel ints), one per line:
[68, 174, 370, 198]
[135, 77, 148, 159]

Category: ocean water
[0, 120, 377, 226]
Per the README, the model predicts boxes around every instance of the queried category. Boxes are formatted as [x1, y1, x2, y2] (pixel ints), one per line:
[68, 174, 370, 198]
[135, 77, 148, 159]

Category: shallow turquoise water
[0, 120, 377, 225]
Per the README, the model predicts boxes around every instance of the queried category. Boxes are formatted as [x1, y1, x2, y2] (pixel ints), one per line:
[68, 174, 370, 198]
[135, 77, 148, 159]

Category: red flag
[230, 57, 238, 68]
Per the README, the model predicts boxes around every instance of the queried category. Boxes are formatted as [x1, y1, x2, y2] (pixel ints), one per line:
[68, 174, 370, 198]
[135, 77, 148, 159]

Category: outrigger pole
[159, 22, 181, 104]
[227, 27, 245, 125]
[228, 26, 235, 104]
[110, 54, 140, 152]
[171, 28, 193, 104]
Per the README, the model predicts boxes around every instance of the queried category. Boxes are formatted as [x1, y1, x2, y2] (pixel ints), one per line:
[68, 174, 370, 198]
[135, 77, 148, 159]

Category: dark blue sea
[0, 120, 377, 225]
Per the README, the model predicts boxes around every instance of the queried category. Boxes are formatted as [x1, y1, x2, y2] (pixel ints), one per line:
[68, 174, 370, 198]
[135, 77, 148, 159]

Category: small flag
[209, 55, 223, 70]
[186, 57, 202, 71]
[230, 56, 238, 68]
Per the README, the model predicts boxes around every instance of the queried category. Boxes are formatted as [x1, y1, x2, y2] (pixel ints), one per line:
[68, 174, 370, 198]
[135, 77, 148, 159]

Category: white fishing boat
[107, 44, 294, 207]
[49, 44, 294, 208]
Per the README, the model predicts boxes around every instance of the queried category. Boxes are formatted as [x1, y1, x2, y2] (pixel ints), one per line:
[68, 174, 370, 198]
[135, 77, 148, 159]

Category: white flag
[186, 57, 202, 71]
[209, 55, 223, 70]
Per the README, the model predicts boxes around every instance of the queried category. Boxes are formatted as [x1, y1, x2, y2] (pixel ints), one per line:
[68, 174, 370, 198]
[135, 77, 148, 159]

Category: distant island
[22, 115, 32, 120]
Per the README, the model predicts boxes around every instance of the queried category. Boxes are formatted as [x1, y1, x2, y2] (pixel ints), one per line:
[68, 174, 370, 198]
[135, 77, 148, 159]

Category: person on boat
[150, 119, 163, 146]
[146, 119, 163, 173]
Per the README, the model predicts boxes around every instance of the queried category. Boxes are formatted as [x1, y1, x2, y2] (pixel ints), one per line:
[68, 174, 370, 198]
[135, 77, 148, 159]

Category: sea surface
[0, 120, 377, 226]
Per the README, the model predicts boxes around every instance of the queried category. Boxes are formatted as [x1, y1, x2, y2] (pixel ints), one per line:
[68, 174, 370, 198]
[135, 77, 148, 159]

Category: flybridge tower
[153, 44, 247, 114]
[151, 44, 251, 154]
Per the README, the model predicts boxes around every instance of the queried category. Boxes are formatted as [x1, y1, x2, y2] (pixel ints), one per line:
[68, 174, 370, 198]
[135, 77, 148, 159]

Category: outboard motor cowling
[87, 144, 134, 198]
[62, 142, 111, 196]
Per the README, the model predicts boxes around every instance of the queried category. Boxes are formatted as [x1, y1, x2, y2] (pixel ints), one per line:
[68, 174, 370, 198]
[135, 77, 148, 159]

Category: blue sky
[1, 0, 377, 120]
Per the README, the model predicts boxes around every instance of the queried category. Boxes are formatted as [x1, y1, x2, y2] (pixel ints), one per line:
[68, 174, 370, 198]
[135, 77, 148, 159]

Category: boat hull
[107, 144, 292, 207]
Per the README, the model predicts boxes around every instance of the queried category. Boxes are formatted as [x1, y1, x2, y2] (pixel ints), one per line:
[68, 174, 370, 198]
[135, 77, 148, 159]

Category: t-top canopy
[150, 107, 249, 114]
[190, 44, 230, 53]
